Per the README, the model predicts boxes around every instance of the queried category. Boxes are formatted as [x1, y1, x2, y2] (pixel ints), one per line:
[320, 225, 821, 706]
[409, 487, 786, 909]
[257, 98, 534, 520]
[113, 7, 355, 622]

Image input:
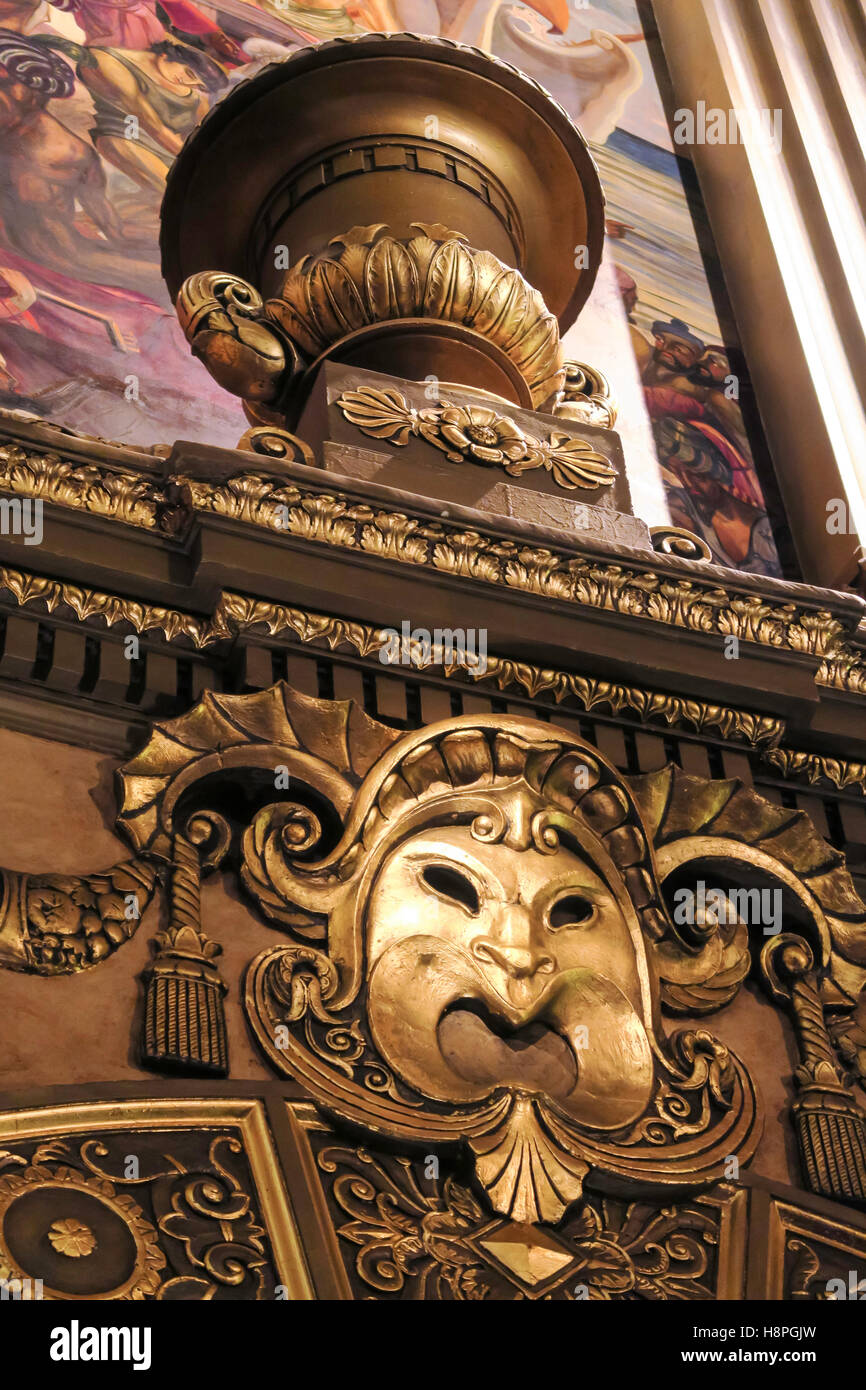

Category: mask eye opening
[549, 894, 595, 930]
[421, 864, 480, 915]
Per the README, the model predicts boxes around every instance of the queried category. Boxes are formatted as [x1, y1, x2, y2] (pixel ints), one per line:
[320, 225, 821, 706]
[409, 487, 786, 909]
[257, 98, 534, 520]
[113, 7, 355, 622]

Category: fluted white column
[654, 0, 866, 588]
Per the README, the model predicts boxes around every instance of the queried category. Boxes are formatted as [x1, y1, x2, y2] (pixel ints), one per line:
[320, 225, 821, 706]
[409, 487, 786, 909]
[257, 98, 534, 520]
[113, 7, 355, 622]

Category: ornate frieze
[1, 562, 864, 793]
[304, 1120, 741, 1300]
[764, 748, 866, 794]
[0, 418, 862, 679]
[0, 440, 181, 534]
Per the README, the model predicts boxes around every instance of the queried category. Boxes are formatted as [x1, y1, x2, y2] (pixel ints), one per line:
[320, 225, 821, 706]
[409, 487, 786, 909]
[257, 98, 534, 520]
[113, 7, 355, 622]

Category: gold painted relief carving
[176, 224, 566, 414]
[306, 1134, 741, 1300]
[0, 859, 158, 974]
[555, 362, 617, 430]
[119, 686, 771, 1224]
[335, 387, 616, 491]
[0, 562, 800, 754]
[0, 1099, 310, 1300]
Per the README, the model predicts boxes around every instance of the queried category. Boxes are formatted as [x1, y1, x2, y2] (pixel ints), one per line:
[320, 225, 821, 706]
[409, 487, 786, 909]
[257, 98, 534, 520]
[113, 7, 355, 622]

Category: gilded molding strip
[0, 424, 862, 669]
[0, 565, 209, 646]
[817, 652, 866, 698]
[0, 562, 785, 748]
[180, 474, 850, 660]
[1, 564, 864, 790]
[763, 747, 866, 795]
[0, 439, 180, 534]
[214, 589, 787, 749]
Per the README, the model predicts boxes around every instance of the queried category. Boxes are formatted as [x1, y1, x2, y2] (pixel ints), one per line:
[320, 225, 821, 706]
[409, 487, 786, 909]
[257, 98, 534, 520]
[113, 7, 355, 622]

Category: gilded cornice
[817, 651, 866, 697]
[8, 562, 865, 795]
[763, 748, 866, 796]
[0, 566, 209, 647]
[178, 475, 852, 659]
[0, 438, 180, 534]
[1, 419, 865, 690]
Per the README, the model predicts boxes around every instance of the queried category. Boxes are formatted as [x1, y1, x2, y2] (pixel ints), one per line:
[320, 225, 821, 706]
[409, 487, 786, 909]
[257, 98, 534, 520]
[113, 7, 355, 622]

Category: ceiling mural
[0, 0, 782, 576]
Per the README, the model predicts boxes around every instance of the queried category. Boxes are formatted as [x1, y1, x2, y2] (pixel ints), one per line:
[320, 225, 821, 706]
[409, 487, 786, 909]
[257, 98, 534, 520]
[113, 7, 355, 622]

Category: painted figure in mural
[654, 417, 779, 574]
[60, 0, 241, 59]
[0, 32, 158, 285]
[630, 317, 779, 573]
[71, 37, 226, 191]
[254, 0, 397, 40]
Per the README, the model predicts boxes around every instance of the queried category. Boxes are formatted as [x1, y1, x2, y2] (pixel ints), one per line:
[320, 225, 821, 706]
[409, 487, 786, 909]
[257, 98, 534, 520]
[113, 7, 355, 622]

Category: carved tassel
[142, 818, 229, 1075]
[762, 933, 866, 1202]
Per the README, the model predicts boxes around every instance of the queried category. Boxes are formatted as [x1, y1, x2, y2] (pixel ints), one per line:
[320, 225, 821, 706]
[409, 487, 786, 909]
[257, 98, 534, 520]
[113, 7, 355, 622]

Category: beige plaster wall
[0, 724, 804, 1188]
[0, 725, 277, 1089]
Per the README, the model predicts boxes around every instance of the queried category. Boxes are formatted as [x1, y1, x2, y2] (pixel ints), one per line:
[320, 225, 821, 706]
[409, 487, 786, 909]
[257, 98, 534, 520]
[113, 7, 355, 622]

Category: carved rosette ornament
[335, 386, 616, 491]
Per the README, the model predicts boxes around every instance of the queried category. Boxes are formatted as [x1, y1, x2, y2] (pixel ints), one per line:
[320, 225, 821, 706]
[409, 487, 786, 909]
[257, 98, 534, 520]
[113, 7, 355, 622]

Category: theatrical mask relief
[2, 685, 858, 1238]
[0, 0, 779, 575]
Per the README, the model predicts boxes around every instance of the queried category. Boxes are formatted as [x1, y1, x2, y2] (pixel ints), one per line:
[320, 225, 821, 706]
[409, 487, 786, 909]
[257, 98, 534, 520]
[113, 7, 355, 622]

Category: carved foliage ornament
[176, 224, 565, 413]
[335, 388, 616, 492]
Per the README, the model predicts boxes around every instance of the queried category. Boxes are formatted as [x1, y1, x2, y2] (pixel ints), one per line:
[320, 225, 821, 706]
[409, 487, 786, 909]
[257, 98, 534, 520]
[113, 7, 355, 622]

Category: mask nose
[471, 939, 555, 979]
[470, 907, 555, 1013]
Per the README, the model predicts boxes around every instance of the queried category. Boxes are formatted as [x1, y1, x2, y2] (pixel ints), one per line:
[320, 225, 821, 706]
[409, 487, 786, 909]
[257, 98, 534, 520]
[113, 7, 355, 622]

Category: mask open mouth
[438, 999, 578, 1098]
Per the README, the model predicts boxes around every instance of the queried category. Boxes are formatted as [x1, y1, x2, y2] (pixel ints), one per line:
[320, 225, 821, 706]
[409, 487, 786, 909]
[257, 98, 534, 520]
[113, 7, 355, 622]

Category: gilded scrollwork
[632, 763, 866, 1013]
[0, 1129, 276, 1300]
[554, 361, 617, 429]
[236, 425, 315, 467]
[335, 387, 616, 492]
[175, 271, 299, 406]
[650, 526, 713, 562]
[309, 1134, 728, 1300]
